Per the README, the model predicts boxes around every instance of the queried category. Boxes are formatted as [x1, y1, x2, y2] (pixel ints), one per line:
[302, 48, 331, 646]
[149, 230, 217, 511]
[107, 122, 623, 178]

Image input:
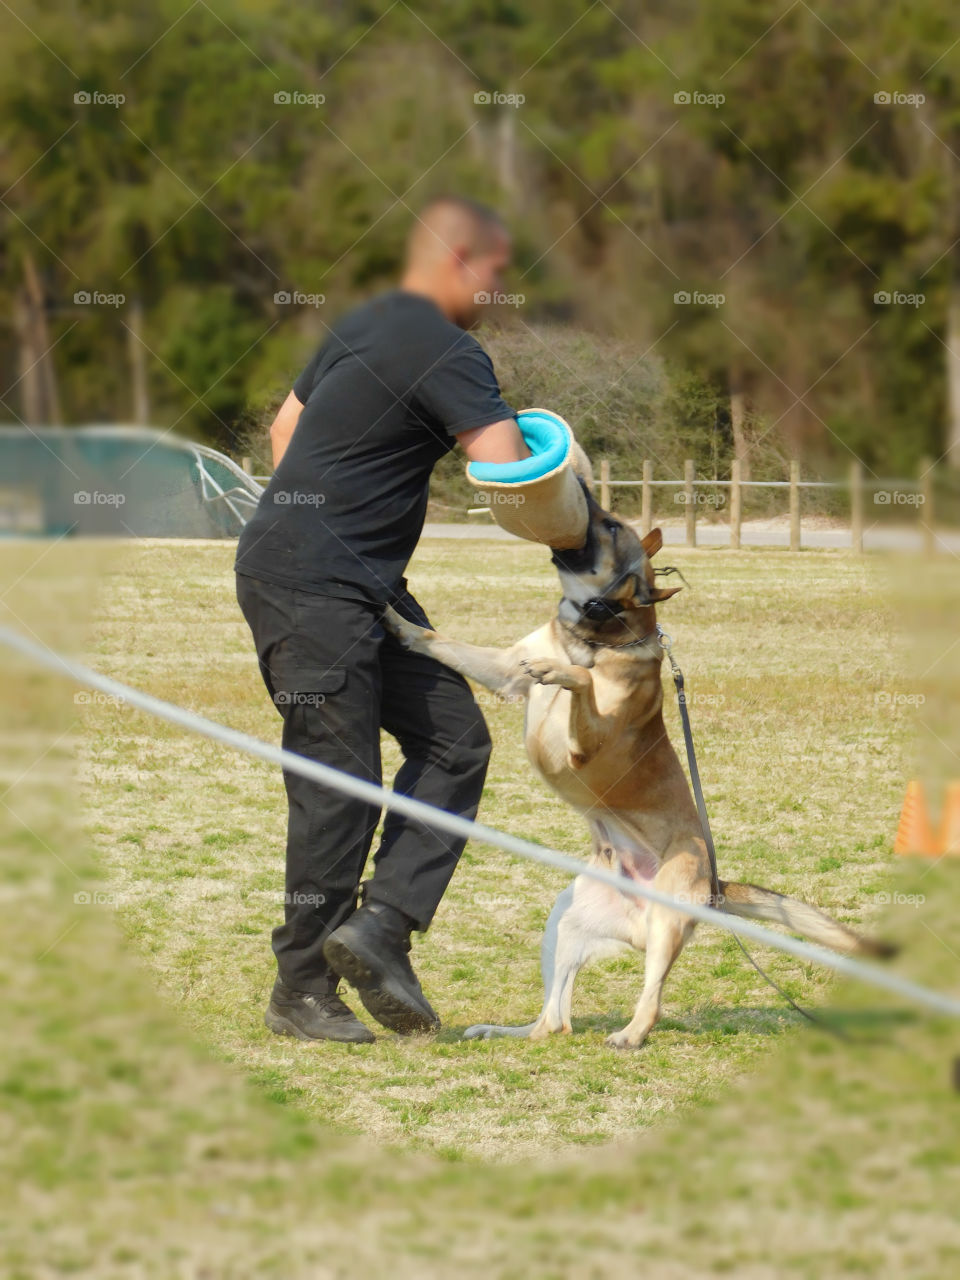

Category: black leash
[656, 625, 722, 907]
[655, 624, 851, 1040]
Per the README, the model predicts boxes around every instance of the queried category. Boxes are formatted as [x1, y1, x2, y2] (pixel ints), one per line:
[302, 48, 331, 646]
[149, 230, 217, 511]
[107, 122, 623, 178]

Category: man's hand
[455, 417, 531, 463]
[269, 389, 305, 468]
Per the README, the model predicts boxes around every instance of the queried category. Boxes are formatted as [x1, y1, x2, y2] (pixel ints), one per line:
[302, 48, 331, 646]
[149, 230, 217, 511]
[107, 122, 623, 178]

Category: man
[235, 196, 530, 1044]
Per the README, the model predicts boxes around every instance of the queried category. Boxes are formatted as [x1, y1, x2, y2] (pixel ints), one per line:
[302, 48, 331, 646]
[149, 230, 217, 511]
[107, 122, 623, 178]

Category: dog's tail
[718, 879, 898, 959]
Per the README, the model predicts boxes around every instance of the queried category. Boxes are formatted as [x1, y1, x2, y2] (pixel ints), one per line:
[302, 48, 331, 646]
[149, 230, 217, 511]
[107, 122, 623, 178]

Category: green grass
[1, 535, 959, 1277]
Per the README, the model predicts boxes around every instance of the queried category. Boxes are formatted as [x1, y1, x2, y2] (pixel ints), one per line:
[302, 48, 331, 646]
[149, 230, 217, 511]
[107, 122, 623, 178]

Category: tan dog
[384, 501, 892, 1050]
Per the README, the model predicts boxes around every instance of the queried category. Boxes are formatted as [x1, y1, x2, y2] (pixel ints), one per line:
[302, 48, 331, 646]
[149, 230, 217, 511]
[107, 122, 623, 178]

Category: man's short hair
[406, 196, 508, 263]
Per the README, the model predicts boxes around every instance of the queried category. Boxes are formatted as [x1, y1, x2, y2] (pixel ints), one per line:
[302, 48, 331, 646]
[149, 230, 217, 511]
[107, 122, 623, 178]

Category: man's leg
[321, 588, 492, 1034]
[235, 573, 384, 995]
[364, 588, 493, 929]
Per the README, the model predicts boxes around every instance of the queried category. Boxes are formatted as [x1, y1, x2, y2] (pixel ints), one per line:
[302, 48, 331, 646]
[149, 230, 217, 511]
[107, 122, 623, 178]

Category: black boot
[322, 900, 440, 1035]
[264, 975, 376, 1043]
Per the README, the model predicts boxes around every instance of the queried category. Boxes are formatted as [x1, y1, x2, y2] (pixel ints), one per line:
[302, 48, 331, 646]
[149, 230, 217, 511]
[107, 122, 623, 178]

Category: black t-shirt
[234, 288, 515, 604]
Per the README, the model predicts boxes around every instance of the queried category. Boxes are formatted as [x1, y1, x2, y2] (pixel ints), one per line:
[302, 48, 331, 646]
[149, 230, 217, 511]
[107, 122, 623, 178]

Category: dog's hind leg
[463, 878, 630, 1041]
[605, 854, 707, 1051]
[464, 883, 577, 1039]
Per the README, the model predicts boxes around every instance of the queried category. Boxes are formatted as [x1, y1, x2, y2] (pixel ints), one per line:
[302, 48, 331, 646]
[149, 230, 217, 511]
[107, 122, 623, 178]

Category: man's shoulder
[311, 291, 489, 399]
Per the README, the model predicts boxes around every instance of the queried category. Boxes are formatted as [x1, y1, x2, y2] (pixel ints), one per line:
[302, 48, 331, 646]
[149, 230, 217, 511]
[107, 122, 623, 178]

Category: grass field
[2, 534, 959, 1276]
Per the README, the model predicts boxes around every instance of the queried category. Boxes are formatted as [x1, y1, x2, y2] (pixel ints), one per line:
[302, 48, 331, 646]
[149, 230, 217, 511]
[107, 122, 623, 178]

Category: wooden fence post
[641, 460, 652, 535]
[241, 456, 253, 475]
[600, 458, 611, 509]
[850, 459, 863, 554]
[789, 459, 800, 552]
[730, 458, 742, 549]
[684, 459, 696, 547]
[920, 457, 935, 556]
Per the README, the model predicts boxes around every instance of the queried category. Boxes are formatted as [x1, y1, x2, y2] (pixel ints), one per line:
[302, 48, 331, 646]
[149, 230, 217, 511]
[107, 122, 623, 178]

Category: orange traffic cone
[938, 781, 960, 858]
[894, 780, 938, 856]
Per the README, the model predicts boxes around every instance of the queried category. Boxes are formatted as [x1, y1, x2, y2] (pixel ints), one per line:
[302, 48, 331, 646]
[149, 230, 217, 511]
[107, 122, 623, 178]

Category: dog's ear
[627, 573, 682, 607]
[641, 527, 663, 557]
[571, 443, 594, 494]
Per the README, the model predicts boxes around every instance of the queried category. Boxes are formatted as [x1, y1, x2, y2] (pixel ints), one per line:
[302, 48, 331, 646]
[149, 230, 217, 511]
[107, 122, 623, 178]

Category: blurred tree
[1, 0, 959, 480]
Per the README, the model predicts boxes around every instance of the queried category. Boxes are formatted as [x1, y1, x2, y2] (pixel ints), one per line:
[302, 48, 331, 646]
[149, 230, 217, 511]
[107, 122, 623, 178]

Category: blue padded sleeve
[466, 410, 570, 483]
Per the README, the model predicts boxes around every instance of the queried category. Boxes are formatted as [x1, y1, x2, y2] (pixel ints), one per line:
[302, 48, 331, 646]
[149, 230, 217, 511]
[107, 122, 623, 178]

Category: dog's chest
[522, 674, 637, 779]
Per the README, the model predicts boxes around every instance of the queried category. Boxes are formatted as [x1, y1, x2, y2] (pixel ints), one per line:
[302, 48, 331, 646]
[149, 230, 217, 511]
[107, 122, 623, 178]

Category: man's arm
[455, 417, 531, 463]
[269, 389, 305, 469]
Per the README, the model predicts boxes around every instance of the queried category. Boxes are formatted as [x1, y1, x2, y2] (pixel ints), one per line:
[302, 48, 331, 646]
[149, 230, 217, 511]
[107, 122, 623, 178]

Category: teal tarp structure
[1, 425, 264, 537]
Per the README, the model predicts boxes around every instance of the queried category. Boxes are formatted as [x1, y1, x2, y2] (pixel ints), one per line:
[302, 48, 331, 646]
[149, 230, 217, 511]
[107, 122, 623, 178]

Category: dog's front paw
[383, 605, 435, 649]
[518, 657, 589, 691]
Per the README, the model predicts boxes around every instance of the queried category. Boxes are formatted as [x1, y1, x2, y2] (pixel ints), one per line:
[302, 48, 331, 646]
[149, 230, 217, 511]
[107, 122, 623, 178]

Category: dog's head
[551, 483, 682, 643]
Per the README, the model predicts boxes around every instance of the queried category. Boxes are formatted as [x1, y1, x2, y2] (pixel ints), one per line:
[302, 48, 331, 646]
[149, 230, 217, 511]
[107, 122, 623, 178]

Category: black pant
[235, 572, 492, 994]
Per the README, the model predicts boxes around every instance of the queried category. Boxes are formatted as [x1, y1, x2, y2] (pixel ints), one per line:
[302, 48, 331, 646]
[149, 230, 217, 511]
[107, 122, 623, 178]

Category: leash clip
[655, 623, 681, 675]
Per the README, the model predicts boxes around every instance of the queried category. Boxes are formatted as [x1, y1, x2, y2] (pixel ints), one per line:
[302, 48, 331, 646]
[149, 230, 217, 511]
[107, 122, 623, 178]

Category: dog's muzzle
[578, 596, 626, 622]
[561, 592, 638, 625]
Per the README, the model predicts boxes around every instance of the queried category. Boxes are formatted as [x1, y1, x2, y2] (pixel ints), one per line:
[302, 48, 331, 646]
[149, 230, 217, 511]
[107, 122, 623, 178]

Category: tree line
[4, 0, 960, 484]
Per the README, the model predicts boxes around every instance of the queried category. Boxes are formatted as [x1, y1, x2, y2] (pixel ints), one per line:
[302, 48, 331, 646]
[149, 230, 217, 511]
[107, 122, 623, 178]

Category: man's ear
[641, 527, 663, 557]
